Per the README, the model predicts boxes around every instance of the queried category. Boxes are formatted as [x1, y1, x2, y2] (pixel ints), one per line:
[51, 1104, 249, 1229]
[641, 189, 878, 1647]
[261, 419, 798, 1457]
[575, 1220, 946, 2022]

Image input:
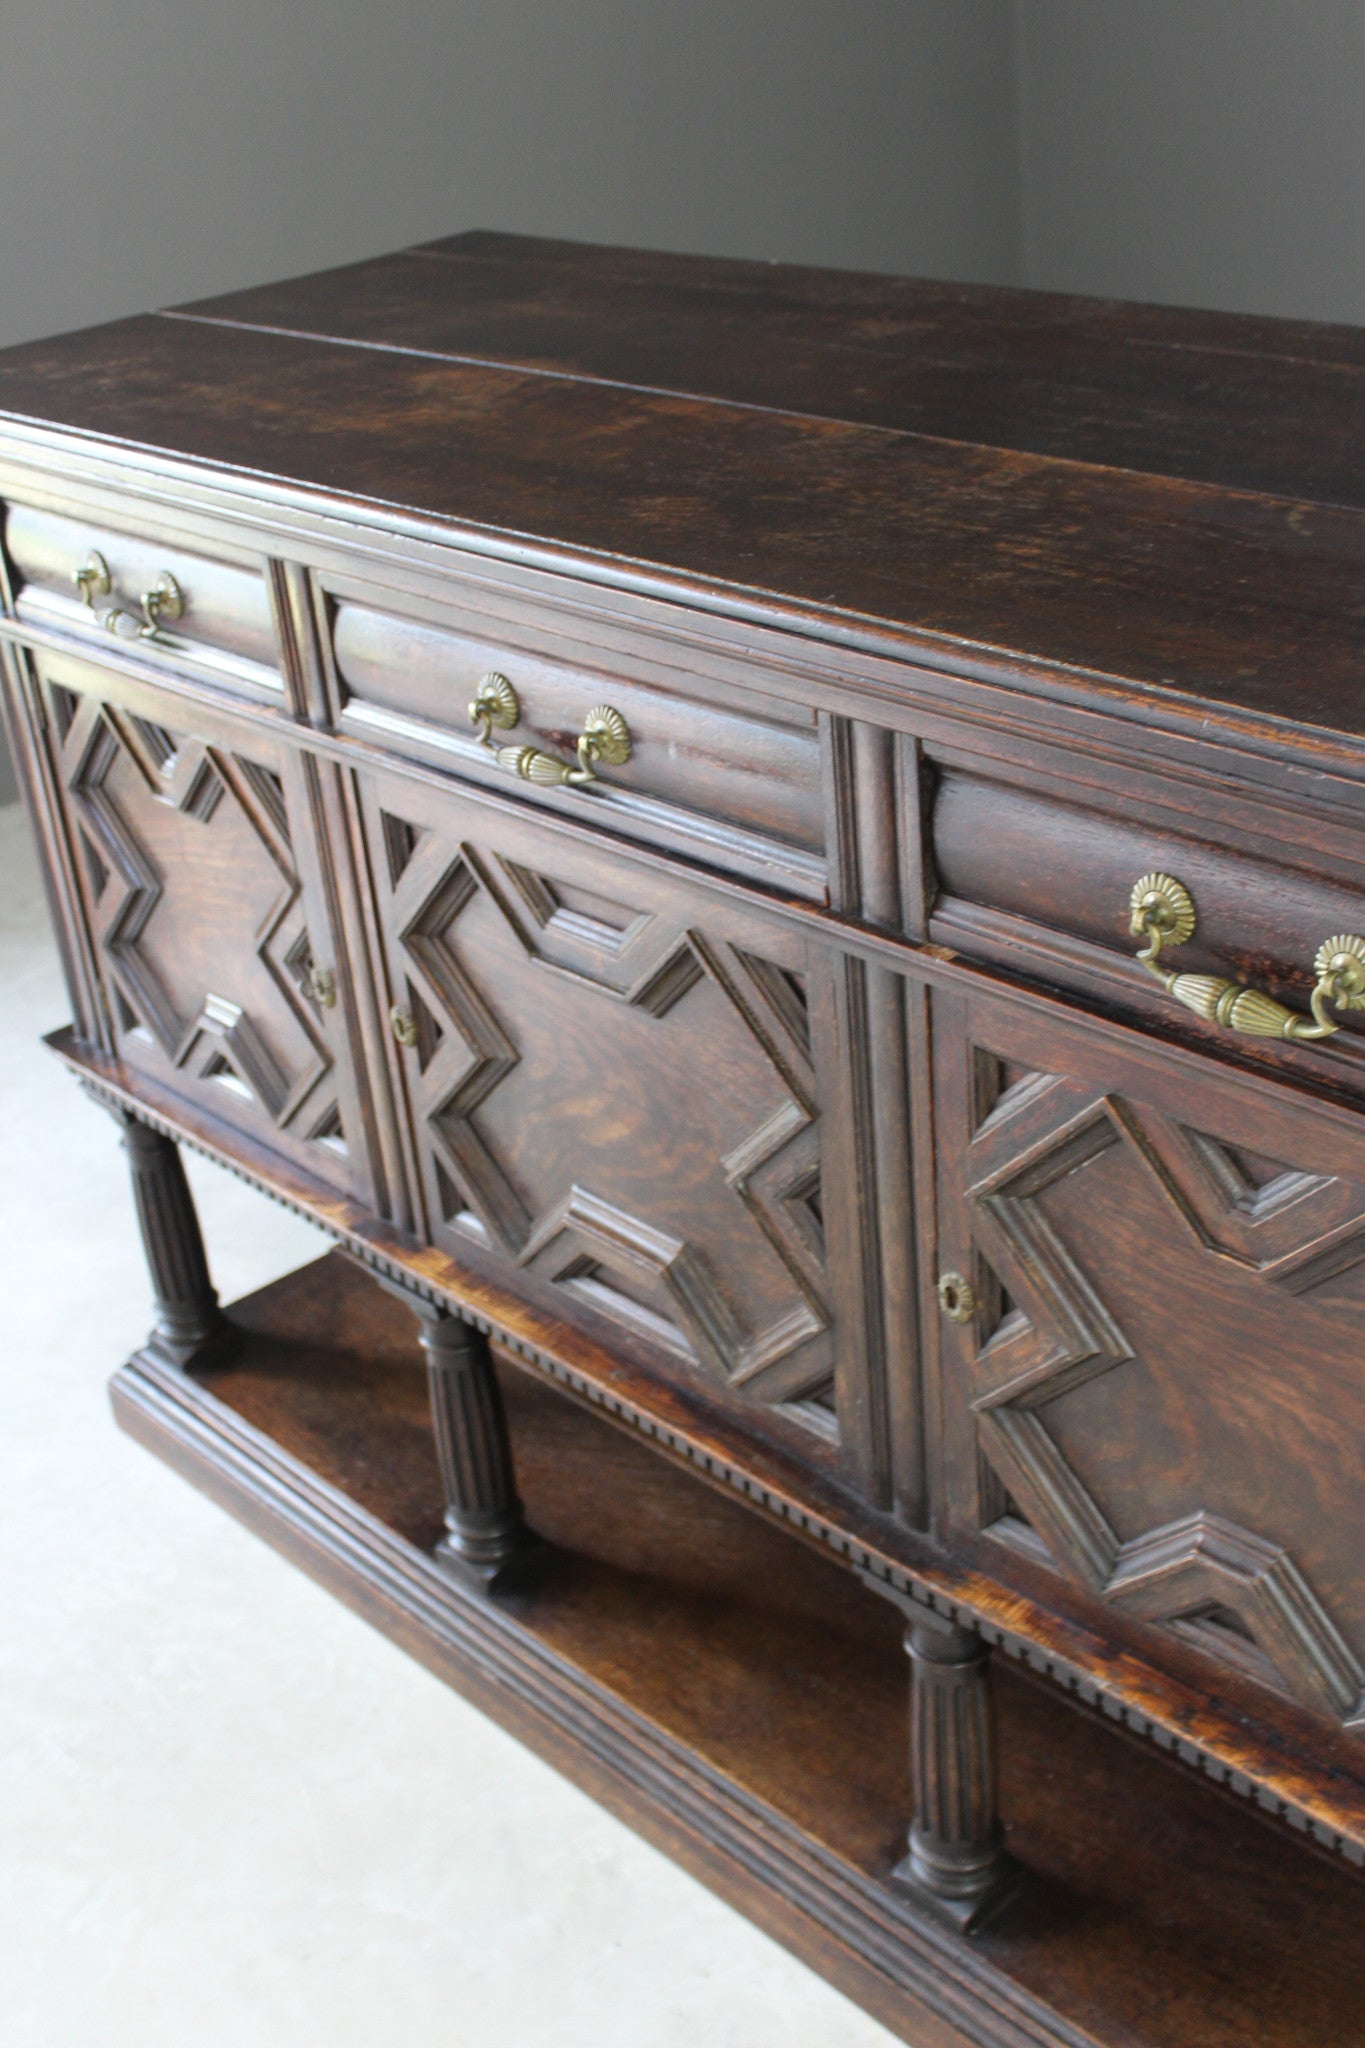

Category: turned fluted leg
[892, 1611, 1021, 1930]
[415, 1304, 540, 1594]
[119, 1114, 228, 1365]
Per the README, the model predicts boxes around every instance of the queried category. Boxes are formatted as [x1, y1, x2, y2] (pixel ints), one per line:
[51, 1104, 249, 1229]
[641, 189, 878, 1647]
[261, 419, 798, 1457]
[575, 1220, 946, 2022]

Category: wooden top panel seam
[154, 307, 1363, 516]
[403, 234, 1365, 376]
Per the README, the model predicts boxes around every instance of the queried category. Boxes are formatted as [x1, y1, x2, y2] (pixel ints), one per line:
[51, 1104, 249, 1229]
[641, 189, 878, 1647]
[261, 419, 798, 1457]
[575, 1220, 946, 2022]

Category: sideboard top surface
[0, 229, 1362, 734]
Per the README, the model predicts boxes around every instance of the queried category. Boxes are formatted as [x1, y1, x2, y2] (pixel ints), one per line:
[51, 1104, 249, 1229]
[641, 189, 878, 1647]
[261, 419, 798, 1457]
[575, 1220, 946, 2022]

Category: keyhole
[937, 1271, 977, 1324]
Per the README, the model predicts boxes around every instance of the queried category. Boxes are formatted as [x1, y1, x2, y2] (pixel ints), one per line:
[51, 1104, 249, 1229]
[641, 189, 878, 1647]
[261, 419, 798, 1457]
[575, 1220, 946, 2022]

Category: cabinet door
[357, 763, 891, 1487]
[932, 980, 1365, 1736]
[36, 648, 371, 1201]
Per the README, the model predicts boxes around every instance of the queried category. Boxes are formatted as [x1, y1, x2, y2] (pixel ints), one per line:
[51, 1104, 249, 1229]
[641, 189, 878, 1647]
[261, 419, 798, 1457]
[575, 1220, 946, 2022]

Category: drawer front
[930, 768, 1365, 1089]
[931, 974, 1365, 1739]
[34, 647, 369, 1199]
[6, 500, 283, 699]
[331, 600, 828, 899]
[355, 760, 873, 1478]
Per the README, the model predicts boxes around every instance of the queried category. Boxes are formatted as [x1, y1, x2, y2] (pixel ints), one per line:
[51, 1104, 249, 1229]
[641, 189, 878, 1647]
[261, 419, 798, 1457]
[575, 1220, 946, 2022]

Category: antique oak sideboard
[1, 235, 1363, 2046]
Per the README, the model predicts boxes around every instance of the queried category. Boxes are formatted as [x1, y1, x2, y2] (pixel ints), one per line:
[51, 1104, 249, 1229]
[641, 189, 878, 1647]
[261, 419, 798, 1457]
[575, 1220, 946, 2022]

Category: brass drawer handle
[71, 553, 185, 642]
[390, 1003, 418, 1048]
[469, 672, 631, 788]
[307, 965, 338, 1010]
[1128, 872, 1365, 1042]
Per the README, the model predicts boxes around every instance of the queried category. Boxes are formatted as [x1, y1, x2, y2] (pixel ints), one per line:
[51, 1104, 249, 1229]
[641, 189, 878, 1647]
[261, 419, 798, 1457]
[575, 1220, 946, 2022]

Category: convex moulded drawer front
[4, 499, 283, 700]
[329, 599, 829, 901]
[930, 767, 1365, 1091]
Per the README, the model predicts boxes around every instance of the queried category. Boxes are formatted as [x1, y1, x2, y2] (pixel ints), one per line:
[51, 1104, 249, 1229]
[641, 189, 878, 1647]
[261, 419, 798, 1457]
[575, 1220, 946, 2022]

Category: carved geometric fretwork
[195, 991, 289, 1118]
[970, 1048, 1059, 1137]
[957, 1042, 1365, 1724]
[49, 682, 80, 744]
[125, 713, 179, 775]
[481, 849, 666, 994]
[1108, 1512, 1365, 1726]
[1110, 1103, 1365, 1296]
[396, 855, 528, 1253]
[494, 857, 655, 969]
[733, 949, 811, 1058]
[525, 1185, 722, 1367]
[78, 828, 110, 903]
[375, 811, 834, 1421]
[51, 688, 345, 1163]
[380, 810, 424, 887]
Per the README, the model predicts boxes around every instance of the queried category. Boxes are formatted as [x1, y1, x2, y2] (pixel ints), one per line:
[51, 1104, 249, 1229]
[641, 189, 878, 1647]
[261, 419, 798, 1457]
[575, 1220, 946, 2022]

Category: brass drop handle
[72, 552, 185, 642]
[1128, 872, 1365, 1043]
[469, 672, 631, 788]
[108, 570, 185, 642]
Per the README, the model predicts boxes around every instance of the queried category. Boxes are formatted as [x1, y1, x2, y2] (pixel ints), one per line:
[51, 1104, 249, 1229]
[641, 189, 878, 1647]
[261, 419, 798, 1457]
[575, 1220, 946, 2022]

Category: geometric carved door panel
[359, 769, 846, 1459]
[40, 658, 366, 1199]
[932, 984, 1365, 1734]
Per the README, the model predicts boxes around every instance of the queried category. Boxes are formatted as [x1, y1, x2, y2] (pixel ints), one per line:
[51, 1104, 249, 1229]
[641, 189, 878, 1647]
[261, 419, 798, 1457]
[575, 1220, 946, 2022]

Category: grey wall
[3, 2, 1364, 806]
[0, 0, 1019, 356]
[1014, 0, 1365, 324]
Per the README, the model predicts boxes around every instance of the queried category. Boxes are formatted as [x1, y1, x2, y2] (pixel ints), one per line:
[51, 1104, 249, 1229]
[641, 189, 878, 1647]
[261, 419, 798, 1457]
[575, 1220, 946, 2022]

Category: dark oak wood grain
[6, 233, 1365, 2045]
[110, 1251, 1365, 2048]
[0, 305, 1363, 727]
[932, 980, 1365, 1743]
[178, 230, 1365, 506]
[49, 1022, 1365, 1876]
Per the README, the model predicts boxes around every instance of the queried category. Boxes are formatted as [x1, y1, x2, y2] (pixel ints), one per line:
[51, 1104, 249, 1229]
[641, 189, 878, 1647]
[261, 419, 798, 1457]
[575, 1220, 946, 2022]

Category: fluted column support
[893, 1610, 1022, 1931]
[118, 1113, 229, 1365]
[415, 1304, 540, 1595]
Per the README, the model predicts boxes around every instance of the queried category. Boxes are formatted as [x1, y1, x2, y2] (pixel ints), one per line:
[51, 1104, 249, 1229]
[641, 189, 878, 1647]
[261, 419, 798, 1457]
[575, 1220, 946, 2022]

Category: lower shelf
[112, 1251, 1362, 2048]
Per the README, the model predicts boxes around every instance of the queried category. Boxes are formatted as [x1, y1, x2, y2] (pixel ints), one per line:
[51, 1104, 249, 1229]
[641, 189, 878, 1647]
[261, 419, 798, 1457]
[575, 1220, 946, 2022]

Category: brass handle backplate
[390, 1003, 418, 1048]
[1128, 872, 1365, 1043]
[74, 550, 111, 609]
[307, 965, 338, 1010]
[469, 672, 630, 788]
[72, 554, 185, 642]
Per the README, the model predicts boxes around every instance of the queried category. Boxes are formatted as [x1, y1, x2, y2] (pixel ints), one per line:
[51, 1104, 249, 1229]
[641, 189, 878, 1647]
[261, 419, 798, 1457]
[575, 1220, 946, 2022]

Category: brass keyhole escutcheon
[308, 965, 338, 1010]
[937, 1272, 977, 1324]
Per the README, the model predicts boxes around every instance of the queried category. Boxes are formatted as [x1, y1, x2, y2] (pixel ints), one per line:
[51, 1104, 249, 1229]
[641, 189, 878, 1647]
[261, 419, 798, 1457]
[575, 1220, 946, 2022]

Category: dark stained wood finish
[29, 649, 372, 1203]
[894, 1608, 1023, 1933]
[353, 753, 862, 1484]
[329, 593, 828, 883]
[7, 234, 1365, 2042]
[51, 1022, 1365, 1872]
[1, 308, 1364, 725]
[115, 1112, 227, 1364]
[4, 498, 281, 691]
[178, 231, 1365, 507]
[110, 1251, 1365, 2048]
[932, 979, 1365, 1742]
[409, 1296, 540, 1591]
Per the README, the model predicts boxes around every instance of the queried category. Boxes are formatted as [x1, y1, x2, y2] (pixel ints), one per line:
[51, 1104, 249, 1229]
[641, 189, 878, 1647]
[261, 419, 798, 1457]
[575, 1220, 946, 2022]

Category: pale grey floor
[0, 801, 898, 2048]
